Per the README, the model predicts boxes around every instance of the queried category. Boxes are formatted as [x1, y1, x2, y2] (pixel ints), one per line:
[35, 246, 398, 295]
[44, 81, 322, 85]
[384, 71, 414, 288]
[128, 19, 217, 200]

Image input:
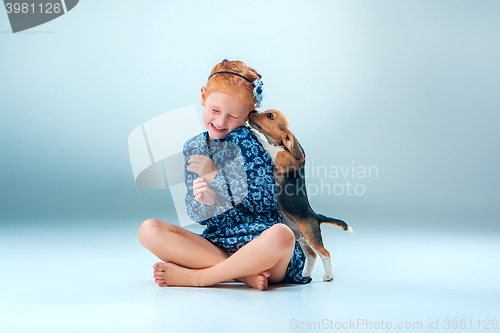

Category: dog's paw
[323, 274, 334, 282]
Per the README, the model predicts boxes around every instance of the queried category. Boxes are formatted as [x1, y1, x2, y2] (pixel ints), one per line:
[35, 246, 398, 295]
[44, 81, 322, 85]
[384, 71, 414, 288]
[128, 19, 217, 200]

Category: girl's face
[201, 87, 251, 141]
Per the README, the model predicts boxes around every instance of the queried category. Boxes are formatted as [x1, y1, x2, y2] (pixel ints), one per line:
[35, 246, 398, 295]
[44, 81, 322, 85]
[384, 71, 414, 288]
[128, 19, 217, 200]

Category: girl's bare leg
[138, 218, 269, 289]
[153, 223, 296, 290]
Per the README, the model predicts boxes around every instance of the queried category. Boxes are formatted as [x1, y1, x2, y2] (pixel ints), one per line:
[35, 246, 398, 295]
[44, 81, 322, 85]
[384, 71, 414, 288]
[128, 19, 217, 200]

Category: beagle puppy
[248, 109, 353, 282]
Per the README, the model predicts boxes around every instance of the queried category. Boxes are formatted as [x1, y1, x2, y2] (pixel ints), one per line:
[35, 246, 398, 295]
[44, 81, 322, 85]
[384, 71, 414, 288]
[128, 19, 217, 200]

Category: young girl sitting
[138, 59, 311, 291]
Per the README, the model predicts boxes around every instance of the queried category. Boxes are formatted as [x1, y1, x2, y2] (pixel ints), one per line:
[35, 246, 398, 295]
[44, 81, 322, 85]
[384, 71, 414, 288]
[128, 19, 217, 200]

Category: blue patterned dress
[183, 126, 311, 284]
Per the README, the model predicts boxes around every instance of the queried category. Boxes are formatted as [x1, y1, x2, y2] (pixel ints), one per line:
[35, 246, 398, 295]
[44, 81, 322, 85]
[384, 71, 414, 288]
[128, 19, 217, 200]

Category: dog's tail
[317, 214, 354, 233]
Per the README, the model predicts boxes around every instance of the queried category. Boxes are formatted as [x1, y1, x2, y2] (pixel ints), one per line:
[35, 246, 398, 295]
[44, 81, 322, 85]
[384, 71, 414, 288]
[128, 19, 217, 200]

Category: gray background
[1, 0, 498, 230]
[1, 1, 499, 332]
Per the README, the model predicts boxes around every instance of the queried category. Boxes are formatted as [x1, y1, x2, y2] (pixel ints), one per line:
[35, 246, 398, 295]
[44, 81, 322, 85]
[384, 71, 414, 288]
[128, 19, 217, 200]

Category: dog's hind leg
[299, 222, 334, 282]
[317, 250, 334, 282]
[280, 212, 317, 278]
[297, 237, 317, 277]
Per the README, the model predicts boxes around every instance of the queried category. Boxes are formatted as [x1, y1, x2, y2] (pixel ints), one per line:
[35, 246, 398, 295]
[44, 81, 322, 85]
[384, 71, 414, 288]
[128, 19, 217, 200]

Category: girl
[138, 59, 311, 291]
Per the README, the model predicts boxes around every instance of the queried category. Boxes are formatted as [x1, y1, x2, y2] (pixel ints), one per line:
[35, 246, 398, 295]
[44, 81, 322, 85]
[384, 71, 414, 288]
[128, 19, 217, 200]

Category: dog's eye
[267, 113, 274, 120]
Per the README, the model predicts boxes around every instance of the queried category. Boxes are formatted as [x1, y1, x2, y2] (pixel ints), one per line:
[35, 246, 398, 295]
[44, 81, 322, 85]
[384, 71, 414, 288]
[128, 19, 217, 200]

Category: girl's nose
[216, 115, 228, 127]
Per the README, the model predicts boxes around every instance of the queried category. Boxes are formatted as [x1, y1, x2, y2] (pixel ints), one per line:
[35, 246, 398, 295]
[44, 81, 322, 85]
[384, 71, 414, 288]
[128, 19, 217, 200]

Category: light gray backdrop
[1, 0, 499, 231]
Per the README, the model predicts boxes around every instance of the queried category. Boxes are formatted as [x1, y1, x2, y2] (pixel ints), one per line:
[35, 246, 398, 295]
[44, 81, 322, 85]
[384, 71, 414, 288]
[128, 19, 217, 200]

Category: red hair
[205, 60, 260, 111]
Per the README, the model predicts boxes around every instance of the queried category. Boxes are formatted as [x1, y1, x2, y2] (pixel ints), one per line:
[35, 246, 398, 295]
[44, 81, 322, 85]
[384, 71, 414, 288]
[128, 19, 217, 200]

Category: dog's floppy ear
[281, 129, 305, 162]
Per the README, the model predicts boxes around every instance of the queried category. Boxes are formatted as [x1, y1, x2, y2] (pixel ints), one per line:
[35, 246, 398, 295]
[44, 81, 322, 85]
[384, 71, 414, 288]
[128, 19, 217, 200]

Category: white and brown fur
[248, 109, 353, 282]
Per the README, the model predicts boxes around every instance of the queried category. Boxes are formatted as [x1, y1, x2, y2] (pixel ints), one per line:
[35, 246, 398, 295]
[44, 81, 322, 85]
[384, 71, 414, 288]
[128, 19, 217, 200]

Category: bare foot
[153, 263, 166, 286]
[236, 270, 270, 291]
[153, 262, 270, 290]
[153, 262, 202, 287]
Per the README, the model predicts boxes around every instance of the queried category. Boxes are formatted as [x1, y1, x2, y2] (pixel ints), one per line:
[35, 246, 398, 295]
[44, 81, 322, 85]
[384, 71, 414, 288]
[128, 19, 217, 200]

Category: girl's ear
[243, 109, 255, 126]
[201, 87, 206, 106]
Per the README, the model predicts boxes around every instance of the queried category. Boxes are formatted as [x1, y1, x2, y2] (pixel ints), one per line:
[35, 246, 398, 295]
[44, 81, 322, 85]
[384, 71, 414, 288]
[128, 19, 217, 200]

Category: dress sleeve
[183, 140, 233, 224]
[221, 128, 279, 214]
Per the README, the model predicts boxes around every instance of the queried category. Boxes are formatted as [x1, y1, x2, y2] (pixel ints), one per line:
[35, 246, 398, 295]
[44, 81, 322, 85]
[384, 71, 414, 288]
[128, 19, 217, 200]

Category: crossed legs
[138, 219, 295, 290]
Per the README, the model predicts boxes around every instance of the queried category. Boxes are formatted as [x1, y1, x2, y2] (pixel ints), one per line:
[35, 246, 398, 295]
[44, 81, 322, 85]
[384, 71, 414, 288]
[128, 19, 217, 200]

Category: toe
[154, 262, 167, 271]
[258, 276, 268, 291]
[262, 270, 270, 278]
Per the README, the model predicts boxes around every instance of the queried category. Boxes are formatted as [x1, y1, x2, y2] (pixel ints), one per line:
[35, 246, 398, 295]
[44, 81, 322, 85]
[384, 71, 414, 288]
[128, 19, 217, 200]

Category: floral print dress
[183, 126, 311, 284]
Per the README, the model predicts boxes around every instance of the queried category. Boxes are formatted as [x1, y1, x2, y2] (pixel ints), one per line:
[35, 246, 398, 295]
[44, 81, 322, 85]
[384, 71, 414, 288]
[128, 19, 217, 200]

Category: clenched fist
[193, 177, 216, 206]
[187, 155, 217, 184]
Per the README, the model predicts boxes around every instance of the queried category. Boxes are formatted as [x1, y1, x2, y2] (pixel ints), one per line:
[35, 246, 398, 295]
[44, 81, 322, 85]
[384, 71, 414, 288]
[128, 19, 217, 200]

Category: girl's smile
[210, 122, 227, 133]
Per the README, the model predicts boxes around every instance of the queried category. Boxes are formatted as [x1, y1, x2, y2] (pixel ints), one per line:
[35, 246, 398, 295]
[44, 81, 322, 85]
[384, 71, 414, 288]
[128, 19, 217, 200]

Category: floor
[1, 218, 498, 333]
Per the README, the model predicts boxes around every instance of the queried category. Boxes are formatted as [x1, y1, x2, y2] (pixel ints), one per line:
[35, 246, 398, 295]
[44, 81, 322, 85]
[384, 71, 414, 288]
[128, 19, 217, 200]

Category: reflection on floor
[1, 219, 498, 333]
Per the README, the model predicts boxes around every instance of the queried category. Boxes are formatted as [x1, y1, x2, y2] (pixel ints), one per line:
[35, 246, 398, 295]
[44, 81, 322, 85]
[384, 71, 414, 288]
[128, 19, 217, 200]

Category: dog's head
[249, 109, 305, 162]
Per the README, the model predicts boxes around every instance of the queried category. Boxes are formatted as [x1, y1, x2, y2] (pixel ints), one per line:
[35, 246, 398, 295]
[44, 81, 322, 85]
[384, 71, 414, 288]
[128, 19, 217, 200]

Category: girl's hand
[193, 177, 217, 206]
[187, 155, 217, 185]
